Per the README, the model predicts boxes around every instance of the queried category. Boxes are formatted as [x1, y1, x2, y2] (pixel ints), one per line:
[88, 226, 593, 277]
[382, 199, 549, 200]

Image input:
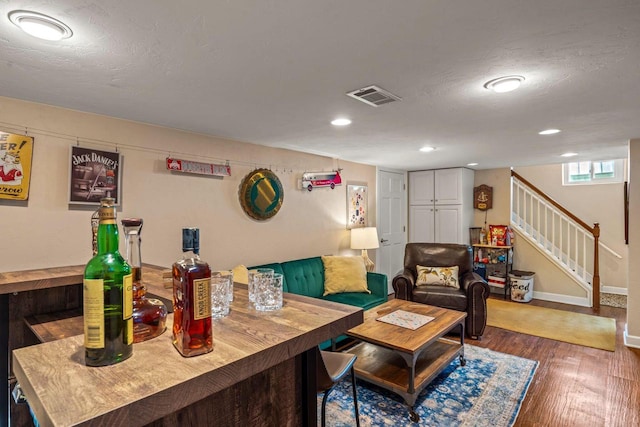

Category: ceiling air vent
[346, 85, 402, 107]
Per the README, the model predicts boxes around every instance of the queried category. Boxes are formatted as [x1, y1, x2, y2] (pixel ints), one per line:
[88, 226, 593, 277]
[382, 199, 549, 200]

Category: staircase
[510, 171, 601, 309]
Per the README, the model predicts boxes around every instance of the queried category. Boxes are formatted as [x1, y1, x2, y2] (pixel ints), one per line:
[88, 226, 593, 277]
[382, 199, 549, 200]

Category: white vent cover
[346, 85, 401, 107]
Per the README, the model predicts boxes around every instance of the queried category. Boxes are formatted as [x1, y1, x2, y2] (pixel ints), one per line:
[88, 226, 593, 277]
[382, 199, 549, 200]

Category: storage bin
[487, 274, 506, 288]
[469, 227, 482, 245]
[509, 270, 535, 302]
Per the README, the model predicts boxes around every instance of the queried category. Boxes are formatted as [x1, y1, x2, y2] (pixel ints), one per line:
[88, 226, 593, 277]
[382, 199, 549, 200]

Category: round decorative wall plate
[239, 168, 284, 220]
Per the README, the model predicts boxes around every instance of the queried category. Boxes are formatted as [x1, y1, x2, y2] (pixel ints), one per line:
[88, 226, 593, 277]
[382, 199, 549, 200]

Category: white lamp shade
[350, 227, 380, 250]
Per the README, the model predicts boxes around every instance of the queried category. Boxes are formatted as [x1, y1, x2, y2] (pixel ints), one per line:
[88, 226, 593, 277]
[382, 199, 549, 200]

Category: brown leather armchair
[392, 243, 490, 339]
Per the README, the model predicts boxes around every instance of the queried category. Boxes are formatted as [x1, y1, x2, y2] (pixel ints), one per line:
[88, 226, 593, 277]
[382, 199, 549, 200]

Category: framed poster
[69, 146, 122, 205]
[0, 130, 34, 201]
[347, 184, 367, 229]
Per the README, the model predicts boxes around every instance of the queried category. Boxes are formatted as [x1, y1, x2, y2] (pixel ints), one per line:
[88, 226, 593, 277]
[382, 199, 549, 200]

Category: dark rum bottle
[172, 228, 213, 357]
[84, 198, 133, 366]
[121, 218, 168, 343]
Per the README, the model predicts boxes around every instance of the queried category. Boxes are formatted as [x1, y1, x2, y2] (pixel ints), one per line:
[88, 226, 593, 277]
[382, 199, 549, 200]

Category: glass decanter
[121, 218, 168, 343]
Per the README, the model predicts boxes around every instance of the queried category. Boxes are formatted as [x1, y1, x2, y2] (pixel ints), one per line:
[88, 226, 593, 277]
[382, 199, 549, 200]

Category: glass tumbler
[210, 271, 231, 318]
[220, 270, 234, 302]
[254, 273, 283, 311]
[248, 268, 274, 303]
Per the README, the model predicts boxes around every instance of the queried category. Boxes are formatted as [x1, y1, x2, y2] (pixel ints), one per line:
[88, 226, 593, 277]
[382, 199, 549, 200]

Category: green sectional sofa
[251, 256, 388, 348]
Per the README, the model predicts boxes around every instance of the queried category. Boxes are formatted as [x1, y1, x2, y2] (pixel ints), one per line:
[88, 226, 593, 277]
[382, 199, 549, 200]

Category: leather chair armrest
[366, 272, 388, 297]
[392, 269, 415, 300]
[460, 271, 490, 296]
[460, 271, 491, 339]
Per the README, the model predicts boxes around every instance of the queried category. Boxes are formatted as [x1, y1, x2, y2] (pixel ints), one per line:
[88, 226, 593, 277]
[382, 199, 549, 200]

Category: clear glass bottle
[83, 197, 133, 366]
[121, 218, 168, 343]
[172, 227, 213, 357]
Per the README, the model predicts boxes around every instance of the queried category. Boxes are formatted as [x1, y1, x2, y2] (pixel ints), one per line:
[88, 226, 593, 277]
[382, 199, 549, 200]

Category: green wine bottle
[84, 197, 133, 366]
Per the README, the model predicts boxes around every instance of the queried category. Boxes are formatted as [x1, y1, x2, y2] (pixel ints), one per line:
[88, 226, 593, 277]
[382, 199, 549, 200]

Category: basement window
[562, 159, 625, 185]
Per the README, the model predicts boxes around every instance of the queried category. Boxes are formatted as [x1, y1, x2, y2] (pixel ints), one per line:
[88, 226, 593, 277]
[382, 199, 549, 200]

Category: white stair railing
[510, 171, 601, 309]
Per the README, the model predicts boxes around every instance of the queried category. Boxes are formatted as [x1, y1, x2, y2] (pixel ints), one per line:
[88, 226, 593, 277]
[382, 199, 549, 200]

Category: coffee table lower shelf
[347, 338, 464, 417]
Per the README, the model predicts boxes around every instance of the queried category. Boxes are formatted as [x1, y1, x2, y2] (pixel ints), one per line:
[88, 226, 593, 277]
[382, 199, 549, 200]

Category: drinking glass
[220, 270, 234, 302]
[210, 271, 231, 318]
[254, 273, 283, 311]
[248, 268, 274, 303]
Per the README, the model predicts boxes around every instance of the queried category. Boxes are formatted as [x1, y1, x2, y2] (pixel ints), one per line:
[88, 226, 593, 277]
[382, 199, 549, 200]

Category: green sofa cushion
[320, 292, 386, 311]
[281, 257, 325, 298]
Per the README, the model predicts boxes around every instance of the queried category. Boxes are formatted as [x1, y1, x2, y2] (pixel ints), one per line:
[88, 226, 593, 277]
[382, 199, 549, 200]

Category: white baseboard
[624, 324, 640, 349]
[532, 291, 591, 307]
[601, 285, 628, 295]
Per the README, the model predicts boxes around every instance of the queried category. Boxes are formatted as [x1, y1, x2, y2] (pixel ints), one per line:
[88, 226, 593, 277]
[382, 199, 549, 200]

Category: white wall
[0, 97, 377, 272]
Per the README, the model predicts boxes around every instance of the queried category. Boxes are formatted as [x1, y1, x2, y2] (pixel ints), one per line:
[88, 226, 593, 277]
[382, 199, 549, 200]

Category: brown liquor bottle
[172, 228, 213, 356]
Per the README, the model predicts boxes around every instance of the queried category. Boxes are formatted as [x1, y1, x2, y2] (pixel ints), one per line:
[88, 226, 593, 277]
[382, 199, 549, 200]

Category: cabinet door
[409, 171, 434, 205]
[409, 205, 435, 242]
[434, 168, 463, 205]
[435, 205, 462, 243]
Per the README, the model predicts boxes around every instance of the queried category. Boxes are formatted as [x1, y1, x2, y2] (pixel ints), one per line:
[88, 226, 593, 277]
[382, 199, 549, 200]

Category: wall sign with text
[69, 146, 122, 205]
[166, 157, 231, 177]
[0, 130, 34, 201]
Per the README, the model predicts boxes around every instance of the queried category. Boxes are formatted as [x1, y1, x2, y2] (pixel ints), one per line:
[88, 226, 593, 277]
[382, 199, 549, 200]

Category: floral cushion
[416, 265, 459, 289]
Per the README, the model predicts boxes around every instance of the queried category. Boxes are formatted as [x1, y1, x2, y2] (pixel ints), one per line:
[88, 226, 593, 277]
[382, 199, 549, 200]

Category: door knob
[380, 238, 389, 243]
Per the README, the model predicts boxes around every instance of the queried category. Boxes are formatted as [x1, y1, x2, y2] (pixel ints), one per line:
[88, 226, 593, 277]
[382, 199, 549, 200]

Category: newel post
[592, 223, 600, 312]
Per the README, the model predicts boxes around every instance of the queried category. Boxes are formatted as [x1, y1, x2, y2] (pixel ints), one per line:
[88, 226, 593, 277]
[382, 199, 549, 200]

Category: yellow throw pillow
[232, 264, 249, 285]
[416, 265, 460, 289]
[321, 256, 370, 296]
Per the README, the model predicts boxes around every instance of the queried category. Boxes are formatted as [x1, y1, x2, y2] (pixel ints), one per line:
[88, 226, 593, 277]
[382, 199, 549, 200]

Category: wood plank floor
[474, 296, 640, 427]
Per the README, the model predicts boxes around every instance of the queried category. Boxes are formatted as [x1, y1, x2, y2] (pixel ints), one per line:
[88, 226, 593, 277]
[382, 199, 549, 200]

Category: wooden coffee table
[346, 299, 466, 422]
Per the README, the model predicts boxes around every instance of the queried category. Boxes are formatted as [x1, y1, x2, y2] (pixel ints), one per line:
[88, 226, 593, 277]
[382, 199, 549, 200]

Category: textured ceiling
[1, 0, 639, 171]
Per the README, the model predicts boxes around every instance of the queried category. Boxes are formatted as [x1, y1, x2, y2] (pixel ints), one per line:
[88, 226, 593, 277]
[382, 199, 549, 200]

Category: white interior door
[377, 169, 406, 294]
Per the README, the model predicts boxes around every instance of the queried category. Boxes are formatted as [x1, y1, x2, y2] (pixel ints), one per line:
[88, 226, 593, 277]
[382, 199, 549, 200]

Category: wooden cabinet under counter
[8, 266, 362, 427]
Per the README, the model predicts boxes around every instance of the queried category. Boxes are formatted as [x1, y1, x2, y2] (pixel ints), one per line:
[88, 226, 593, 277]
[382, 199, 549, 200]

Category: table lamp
[350, 227, 380, 272]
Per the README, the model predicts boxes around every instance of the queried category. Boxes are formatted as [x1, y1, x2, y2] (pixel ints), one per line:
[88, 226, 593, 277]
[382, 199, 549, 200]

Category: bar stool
[317, 350, 360, 427]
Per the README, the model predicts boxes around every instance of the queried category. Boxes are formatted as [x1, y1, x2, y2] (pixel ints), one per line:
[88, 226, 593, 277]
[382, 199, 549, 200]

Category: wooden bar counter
[4, 265, 363, 426]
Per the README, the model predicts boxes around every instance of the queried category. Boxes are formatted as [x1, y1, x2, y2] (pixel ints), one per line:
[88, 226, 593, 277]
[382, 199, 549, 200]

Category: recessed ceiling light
[419, 146, 435, 153]
[561, 152, 578, 157]
[483, 75, 525, 93]
[331, 118, 351, 126]
[539, 129, 561, 135]
[8, 10, 73, 41]
[467, 162, 479, 166]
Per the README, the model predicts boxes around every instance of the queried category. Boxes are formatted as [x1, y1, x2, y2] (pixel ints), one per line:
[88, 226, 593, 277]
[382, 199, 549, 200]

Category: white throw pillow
[416, 265, 460, 289]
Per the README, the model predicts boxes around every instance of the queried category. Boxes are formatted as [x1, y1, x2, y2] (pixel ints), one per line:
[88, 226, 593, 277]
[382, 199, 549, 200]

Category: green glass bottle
[83, 197, 133, 366]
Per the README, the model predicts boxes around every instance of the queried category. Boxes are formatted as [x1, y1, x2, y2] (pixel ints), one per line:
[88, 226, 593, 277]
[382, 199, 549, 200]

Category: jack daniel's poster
[69, 145, 122, 205]
[0, 130, 33, 201]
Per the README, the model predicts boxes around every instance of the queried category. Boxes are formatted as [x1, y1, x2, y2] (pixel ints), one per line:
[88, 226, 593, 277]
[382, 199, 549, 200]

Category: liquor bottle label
[193, 277, 211, 320]
[123, 273, 133, 319]
[83, 278, 105, 349]
[126, 318, 133, 345]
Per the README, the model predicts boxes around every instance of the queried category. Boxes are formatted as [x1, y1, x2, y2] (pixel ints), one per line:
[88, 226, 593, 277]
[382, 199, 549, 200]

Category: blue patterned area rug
[319, 345, 538, 426]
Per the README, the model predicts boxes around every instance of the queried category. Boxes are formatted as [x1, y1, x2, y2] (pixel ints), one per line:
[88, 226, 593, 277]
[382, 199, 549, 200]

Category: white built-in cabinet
[408, 168, 474, 244]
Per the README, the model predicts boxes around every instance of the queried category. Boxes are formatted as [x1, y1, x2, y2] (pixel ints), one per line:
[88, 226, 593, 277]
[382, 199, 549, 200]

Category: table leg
[459, 322, 466, 366]
[1, 294, 8, 426]
[301, 347, 318, 427]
